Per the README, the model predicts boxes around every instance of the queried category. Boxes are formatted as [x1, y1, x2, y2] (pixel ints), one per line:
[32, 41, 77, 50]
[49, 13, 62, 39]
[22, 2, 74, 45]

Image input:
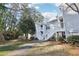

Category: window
[40, 31, 43, 35]
[60, 19, 63, 22]
[40, 25, 43, 28]
[46, 26, 50, 30]
[62, 32, 66, 38]
[41, 31, 43, 34]
[60, 18, 64, 28]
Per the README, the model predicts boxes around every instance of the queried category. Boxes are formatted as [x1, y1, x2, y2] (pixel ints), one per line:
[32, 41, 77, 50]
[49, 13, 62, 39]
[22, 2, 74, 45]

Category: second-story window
[40, 31, 43, 35]
[60, 18, 64, 28]
[46, 26, 50, 30]
[41, 25, 43, 28]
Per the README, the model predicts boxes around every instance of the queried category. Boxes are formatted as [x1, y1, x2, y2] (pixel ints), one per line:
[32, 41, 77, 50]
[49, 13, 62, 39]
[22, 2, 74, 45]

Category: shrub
[30, 37, 38, 40]
[0, 32, 5, 41]
[48, 35, 55, 41]
[14, 30, 23, 39]
[3, 31, 23, 40]
[3, 31, 15, 40]
[67, 35, 79, 44]
[58, 36, 64, 41]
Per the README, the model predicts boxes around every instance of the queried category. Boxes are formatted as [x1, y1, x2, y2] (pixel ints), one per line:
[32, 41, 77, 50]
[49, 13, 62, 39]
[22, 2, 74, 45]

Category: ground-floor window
[40, 31, 43, 35]
[62, 32, 66, 38]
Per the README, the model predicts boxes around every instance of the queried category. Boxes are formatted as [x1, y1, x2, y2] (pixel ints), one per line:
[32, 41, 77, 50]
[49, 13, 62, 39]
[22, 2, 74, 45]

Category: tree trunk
[28, 33, 32, 40]
[55, 32, 59, 41]
[25, 34, 28, 39]
[0, 32, 5, 41]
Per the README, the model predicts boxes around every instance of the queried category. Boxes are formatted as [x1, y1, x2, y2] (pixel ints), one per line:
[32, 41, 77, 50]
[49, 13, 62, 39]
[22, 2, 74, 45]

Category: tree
[0, 4, 8, 40]
[18, 5, 44, 39]
[65, 3, 79, 14]
[0, 4, 8, 31]
[19, 16, 35, 39]
[28, 8, 44, 22]
[0, 3, 44, 40]
[0, 4, 15, 31]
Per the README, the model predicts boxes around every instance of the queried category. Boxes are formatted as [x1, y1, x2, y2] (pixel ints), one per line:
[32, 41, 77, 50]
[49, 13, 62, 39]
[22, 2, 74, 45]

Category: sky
[5, 3, 61, 21]
[29, 3, 61, 20]
[34, 3, 59, 13]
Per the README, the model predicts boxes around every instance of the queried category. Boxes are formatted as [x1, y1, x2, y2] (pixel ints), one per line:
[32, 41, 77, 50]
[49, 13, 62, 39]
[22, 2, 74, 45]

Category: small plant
[3, 30, 23, 40]
[3, 31, 14, 40]
[58, 36, 64, 41]
[48, 36, 55, 41]
[67, 35, 79, 45]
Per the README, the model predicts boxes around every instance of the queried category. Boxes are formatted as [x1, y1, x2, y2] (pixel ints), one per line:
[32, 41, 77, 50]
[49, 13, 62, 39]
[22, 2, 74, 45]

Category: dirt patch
[4, 41, 79, 56]
[67, 47, 79, 56]
[25, 43, 72, 56]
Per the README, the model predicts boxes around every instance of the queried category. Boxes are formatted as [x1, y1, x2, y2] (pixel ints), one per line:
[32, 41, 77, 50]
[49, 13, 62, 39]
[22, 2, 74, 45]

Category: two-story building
[35, 16, 65, 41]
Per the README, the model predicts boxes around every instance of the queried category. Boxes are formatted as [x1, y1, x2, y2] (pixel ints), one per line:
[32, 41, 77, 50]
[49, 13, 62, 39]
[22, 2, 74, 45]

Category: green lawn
[0, 40, 30, 56]
[0, 45, 18, 56]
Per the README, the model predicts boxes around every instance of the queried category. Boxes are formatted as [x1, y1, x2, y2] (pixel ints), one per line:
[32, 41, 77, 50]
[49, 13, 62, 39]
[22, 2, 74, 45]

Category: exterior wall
[35, 18, 65, 41]
[59, 4, 79, 38]
[63, 12, 79, 37]
[45, 23, 55, 40]
[35, 22, 55, 40]
[35, 22, 47, 41]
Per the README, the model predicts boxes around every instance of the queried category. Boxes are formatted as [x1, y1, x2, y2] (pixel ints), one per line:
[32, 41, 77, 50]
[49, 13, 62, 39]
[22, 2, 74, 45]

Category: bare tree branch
[73, 3, 79, 13]
[65, 3, 79, 14]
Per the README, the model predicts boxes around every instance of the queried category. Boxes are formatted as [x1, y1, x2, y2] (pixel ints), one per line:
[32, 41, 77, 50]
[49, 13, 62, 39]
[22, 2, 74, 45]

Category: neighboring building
[59, 3, 79, 38]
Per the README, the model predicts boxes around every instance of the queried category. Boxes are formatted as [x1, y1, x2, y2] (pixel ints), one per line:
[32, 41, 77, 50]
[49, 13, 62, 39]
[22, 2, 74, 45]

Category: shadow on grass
[1, 40, 51, 51]
[0, 44, 33, 52]
[0, 41, 34, 56]
[0, 40, 48, 52]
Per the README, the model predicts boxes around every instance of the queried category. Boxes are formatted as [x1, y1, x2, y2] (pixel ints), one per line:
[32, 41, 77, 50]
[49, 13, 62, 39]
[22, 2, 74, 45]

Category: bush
[48, 36, 55, 41]
[0, 32, 5, 41]
[3, 32, 12, 40]
[67, 35, 79, 44]
[58, 36, 64, 41]
[30, 37, 38, 40]
[3, 31, 23, 40]
[14, 30, 23, 39]
[3, 31, 15, 40]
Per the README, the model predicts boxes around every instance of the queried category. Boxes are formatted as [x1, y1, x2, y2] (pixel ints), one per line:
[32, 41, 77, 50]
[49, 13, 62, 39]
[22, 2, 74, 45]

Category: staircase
[45, 26, 64, 40]
[45, 27, 58, 40]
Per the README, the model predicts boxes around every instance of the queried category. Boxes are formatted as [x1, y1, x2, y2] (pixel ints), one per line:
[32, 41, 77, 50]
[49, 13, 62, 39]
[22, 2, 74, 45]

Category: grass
[0, 40, 79, 56]
[0, 45, 18, 56]
[0, 39, 31, 56]
[0, 51, 9, 56]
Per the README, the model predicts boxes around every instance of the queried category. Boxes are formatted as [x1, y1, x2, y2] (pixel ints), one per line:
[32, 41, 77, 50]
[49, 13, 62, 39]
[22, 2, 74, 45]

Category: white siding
[63, 13, 79, 37]
[35, 23, 47, 40]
